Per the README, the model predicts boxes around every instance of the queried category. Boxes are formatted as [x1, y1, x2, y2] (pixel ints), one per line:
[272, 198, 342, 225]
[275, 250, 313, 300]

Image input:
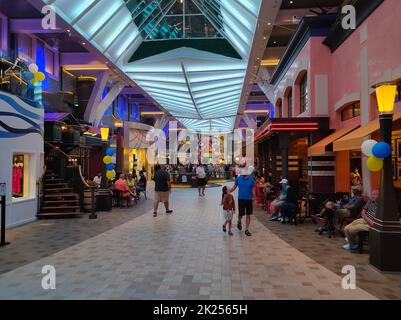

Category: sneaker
[343, 243, 357, 251]
[237, 222, 242, 231]
[228, 231, 233, 236]
[245, 230, 252, 237]
[269, 214, 278, 221]
[222, 225, 226, 233]
[153, 212, 157, 217]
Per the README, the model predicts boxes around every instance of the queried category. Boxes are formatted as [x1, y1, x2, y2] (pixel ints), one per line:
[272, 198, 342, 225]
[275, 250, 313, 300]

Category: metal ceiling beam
[180, 62, 203, 120]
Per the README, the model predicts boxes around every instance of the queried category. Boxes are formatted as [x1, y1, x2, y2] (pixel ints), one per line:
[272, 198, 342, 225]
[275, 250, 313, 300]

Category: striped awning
[308, 123, 360, 156]
[333, 112, 401, 152]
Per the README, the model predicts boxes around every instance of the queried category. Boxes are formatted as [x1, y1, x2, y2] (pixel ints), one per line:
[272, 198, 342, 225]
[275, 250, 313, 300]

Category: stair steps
[38, 172, 82, 219]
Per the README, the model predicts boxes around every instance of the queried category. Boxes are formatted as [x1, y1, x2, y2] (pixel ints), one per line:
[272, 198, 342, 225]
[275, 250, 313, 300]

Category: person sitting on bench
[343, 190, 379, 251]
[269, 179, 290, 221]
[136, 170, 147, 196]
[336, 185, 364, 224]
[115, 174, 136, 207]
[312, 199, 336, 234]
[280, 184, 298, 223]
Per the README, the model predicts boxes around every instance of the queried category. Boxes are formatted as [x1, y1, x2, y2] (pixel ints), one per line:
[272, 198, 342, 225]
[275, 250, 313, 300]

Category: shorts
[271, 199, 285, 208]
[155, 191, 170, 202]
[197, 178, 207, 187]
[223, 210, 233, 221]
[238, 199, 253, 217]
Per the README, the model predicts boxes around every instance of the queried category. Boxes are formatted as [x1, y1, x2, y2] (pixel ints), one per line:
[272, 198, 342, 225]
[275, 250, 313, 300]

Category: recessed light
[82, 42, 86, 45]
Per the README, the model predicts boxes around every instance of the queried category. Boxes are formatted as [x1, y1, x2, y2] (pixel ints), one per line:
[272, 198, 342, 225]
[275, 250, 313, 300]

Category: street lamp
[370, 83, 401, 271]
[99, 126, 110, 190]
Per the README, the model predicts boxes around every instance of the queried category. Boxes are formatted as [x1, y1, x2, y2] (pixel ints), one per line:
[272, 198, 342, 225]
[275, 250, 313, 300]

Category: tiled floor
[0, 195, 154, 275]
[254, 209, 401, 300]
[0, 185, 376, 300]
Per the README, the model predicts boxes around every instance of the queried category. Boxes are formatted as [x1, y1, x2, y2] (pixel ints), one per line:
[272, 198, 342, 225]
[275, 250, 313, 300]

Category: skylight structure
[42, 0, 262, 132]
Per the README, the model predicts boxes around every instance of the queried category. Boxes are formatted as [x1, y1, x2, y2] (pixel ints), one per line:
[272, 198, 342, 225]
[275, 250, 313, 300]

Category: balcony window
[341, 102, 361, 121]
[300, 74, 308, 114]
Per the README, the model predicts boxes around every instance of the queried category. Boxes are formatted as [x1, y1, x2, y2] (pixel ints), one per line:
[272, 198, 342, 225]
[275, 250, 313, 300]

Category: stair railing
[45, 141, 98, 215]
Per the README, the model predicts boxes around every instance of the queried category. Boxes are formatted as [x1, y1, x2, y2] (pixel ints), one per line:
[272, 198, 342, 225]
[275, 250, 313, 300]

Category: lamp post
[100, 127, 110, 189]
[370, 83, 401, 271]
[95, 126, 113, 212]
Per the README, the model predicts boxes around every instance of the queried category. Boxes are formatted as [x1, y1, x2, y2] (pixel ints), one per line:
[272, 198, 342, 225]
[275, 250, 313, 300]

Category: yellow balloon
[30, 79, 36, 85]
[103, 156, 112, 164]
[35, 72, 45, 81]
[106, 170, 116, 180]
[366, 156, 383, 172]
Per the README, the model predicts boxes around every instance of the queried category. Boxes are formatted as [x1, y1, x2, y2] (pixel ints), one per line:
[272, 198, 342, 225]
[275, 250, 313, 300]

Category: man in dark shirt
[153, 164, 173, 217]
[336, 185, 364, 220]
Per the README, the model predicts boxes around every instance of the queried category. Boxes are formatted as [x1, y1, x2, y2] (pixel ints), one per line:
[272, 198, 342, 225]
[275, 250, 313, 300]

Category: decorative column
[370, 84, 401, 272]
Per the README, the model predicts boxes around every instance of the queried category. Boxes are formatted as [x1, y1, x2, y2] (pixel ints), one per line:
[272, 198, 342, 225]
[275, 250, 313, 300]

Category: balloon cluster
[103, 148, 116, 180]
[22, 63, 46, 85]
[361, 139, 392, 172]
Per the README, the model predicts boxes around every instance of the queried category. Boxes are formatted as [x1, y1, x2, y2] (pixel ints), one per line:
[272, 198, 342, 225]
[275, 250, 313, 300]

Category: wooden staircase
[37, 172, 84, 219]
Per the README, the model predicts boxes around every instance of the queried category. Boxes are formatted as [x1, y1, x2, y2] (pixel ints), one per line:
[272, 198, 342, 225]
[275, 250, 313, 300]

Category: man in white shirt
[93, 173, 102, 188]
[196, 165, 207, 197]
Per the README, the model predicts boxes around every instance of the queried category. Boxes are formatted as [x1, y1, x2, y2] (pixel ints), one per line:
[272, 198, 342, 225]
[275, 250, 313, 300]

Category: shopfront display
[12, 154, 27, 198]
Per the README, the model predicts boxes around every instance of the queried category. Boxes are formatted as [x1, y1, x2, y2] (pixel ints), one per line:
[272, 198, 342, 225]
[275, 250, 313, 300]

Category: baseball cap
[279, 179, 288, 184]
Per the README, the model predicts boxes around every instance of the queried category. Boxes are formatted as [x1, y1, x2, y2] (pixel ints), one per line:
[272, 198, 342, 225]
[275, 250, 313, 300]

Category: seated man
[343, 190, 379, 251]
[280, 184, 298, 223]
[136, 170, 147, 196]
[312, 200, 336, 233]
[114, 174, 136, 206]
[336, 185, 364, 222]
[93, 172, 102, 188]
[269, 179, 289, 221]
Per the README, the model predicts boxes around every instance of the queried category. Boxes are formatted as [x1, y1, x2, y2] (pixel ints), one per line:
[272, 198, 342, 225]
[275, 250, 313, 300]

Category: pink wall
[329, 0, 401, 127]
[273, 0, 401, 130]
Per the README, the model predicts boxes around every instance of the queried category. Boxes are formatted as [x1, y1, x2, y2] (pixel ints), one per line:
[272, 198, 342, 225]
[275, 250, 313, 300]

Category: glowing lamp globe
[100, 127, 110, 141]
[375, 84, 397, 114]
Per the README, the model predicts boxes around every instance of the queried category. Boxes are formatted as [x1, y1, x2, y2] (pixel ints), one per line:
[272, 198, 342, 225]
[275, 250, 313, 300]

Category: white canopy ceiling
[41, 0, 263, 132]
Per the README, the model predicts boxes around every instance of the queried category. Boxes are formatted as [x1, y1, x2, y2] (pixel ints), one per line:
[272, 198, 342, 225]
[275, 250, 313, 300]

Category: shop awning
[333, 112, 401, 152]
[308, 123, 360, 156]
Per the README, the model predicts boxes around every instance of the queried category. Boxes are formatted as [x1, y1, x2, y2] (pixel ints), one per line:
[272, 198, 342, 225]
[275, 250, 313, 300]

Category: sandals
[237, 222, 242, 231]
[153, 212, 157, 217]
[166, 210, 173, 214]
[222, 225, 226, 233]
[245, 230, 252, 237]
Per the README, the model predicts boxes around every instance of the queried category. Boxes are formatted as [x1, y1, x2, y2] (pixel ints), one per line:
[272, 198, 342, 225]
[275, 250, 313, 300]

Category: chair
[113, 189, 130, 208]
[358, 230, 369, 253]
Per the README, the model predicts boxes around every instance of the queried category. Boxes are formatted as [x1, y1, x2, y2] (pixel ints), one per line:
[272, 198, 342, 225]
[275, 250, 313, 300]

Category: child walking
[221, 186, 235, 236]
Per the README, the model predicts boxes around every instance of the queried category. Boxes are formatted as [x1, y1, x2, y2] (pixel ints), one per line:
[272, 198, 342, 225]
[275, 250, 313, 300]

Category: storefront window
[300, 74, 308, 114]
[12, 154, 29, 199]
[341, 102, 361, 121]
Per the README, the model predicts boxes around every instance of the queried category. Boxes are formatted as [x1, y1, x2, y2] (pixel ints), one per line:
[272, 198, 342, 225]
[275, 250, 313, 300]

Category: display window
[12, 154, 29, 199]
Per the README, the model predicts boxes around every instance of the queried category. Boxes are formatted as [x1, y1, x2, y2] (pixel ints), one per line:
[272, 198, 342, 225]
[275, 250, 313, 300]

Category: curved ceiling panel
[42, 0, 262, 132]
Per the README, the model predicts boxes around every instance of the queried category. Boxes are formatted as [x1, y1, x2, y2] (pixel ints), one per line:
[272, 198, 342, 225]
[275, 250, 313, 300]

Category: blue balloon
[106, 163, 115, 171]
[372, 142, 391, 159]
[106, 148, 115, 156]
[22, 71, 34, 81]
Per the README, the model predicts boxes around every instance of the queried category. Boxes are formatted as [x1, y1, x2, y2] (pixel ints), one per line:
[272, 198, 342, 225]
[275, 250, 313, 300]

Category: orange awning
[308, 123, 360, 156]
[333, 112, 401, 152]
